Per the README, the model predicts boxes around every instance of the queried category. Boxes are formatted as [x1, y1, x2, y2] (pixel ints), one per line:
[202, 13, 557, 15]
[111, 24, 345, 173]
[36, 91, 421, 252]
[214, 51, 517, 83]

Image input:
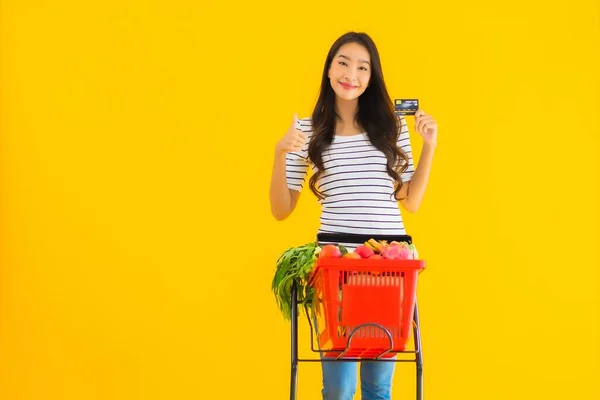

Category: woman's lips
[340, 82, 357, 90]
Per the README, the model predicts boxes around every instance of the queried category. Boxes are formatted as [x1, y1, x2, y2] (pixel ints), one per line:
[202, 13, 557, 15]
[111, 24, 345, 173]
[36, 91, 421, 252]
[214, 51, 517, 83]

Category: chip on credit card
[394, 99, 419, 115]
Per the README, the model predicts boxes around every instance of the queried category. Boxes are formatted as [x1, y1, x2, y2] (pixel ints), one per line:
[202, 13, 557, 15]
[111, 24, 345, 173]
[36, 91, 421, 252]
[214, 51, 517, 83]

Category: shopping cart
[289, 256, 426, 400]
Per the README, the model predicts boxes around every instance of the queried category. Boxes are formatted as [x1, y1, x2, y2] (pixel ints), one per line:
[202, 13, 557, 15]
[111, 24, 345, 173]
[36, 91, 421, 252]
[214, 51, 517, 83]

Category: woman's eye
[338, 61, 347, 66]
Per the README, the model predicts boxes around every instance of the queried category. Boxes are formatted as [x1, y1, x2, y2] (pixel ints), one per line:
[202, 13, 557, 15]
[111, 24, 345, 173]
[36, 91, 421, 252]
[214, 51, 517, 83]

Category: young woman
[269, 31, 438, 400]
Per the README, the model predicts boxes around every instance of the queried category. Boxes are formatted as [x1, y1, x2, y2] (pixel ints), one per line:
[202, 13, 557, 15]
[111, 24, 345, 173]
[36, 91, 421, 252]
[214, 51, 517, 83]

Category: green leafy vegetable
[271, 241, 321, 321]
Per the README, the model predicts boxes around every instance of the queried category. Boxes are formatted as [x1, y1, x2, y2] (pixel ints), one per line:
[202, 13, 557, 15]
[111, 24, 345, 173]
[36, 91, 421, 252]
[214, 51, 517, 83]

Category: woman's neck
[334, 98, 362, 135]
[335, 98, 358, 123]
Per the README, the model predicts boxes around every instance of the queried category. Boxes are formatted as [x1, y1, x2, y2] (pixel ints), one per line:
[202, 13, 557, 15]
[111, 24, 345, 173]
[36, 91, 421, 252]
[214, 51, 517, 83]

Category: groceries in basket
[324, 238, 419, 260]
[271, 238, 419, 321]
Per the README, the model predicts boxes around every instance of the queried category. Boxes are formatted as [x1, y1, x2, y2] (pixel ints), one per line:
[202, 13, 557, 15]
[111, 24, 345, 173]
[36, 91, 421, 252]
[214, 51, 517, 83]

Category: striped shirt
[286, 116, 415, 250]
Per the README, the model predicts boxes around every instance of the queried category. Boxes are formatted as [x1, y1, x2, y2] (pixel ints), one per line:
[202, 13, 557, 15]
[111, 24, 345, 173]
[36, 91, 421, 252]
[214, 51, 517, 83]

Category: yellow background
[1, 0, 598, 399]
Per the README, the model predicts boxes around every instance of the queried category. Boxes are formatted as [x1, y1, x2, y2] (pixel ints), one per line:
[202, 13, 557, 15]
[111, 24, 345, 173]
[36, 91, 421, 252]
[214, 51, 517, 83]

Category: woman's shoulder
[296, 116, 314, 132]
[396, 114, 408, 128]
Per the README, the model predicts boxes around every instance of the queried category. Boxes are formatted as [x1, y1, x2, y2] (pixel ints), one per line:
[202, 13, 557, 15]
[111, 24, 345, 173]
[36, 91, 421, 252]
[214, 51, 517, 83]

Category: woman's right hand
[276, 114, 308, 155]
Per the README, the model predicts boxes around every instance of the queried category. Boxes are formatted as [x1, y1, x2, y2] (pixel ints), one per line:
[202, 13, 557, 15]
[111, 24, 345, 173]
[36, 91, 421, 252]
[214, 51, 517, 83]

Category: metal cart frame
[289, 282, 423, 400]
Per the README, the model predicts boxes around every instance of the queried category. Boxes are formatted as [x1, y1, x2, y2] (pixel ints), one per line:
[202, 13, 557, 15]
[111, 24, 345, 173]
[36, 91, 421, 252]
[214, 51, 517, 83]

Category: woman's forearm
[269, 150, 293, 220]
[404, 142, 436, 212]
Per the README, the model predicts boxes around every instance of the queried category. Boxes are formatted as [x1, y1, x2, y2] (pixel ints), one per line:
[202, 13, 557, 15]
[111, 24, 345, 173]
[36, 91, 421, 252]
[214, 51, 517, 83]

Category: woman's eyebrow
[337, 54, 370, 65]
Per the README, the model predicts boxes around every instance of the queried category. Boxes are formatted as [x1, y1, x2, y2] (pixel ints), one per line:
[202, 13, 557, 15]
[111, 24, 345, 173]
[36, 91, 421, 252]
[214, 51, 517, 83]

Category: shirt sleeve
[285, 117, 312, 192]
[397, 115, 415, 182]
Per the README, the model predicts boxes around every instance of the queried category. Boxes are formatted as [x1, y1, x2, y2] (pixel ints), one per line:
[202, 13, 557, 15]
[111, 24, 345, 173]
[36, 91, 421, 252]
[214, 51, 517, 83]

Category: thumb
[292, 113, 298, 127]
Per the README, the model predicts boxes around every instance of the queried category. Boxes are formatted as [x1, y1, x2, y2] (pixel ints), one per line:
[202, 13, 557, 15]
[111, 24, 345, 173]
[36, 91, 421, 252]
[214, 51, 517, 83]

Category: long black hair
[307, 32, 410, 201]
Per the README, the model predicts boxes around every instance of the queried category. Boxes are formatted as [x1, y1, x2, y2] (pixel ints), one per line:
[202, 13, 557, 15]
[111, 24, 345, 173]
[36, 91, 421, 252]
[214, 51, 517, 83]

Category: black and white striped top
[286, 116, 415, 250]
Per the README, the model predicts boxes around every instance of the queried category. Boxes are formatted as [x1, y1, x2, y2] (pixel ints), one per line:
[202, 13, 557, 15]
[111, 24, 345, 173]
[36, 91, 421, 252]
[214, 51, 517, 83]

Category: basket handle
[337, 323, 394, 360]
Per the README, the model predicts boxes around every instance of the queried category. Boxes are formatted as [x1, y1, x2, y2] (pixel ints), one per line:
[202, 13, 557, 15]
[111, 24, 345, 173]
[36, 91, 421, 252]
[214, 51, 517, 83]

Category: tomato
[319, 244, 342, 258]
[354, 245, 375, 259]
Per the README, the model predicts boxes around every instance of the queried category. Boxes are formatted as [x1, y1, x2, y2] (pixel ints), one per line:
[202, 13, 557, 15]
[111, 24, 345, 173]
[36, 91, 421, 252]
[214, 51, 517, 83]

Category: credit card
[394, 99, 419, 115]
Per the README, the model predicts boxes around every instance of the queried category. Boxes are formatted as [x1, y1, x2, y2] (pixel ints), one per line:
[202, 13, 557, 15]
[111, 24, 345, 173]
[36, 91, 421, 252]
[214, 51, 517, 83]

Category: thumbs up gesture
[276, 114, 308, 154]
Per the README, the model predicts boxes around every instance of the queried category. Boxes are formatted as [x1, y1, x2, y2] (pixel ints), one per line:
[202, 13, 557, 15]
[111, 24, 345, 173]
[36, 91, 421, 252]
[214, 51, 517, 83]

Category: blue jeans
[320, 357, 396, 400]
[314, 318, 396, 399]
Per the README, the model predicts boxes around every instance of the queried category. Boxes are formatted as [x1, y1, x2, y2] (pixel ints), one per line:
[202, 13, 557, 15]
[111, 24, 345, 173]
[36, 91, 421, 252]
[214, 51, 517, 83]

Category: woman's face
[328, 42, 371, 102]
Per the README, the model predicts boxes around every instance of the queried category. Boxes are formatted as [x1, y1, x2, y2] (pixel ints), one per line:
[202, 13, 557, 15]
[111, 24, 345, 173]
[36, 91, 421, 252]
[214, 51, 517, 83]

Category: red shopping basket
[310, 257, 425, 359]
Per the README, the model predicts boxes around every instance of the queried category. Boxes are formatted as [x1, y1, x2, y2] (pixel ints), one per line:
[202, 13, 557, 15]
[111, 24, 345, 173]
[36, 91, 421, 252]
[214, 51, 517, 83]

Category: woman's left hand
[414, 109, 438, 147]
